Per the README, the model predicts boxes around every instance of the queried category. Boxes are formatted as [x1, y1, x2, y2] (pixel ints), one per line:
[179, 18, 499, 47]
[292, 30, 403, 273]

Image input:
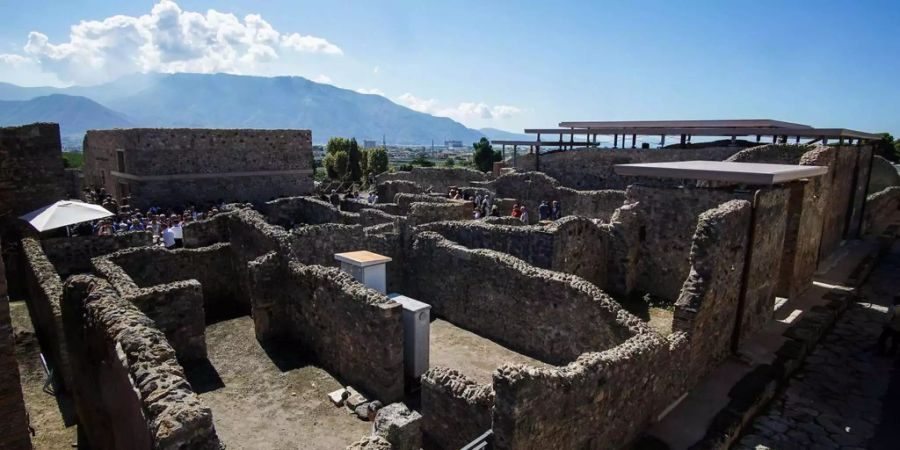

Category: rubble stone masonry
[0, 240, 31, 450]
[0, 123, 66, 222]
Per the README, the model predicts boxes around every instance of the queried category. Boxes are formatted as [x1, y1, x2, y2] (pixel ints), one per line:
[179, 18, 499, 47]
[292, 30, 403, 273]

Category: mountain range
[0, 73, 529, 146]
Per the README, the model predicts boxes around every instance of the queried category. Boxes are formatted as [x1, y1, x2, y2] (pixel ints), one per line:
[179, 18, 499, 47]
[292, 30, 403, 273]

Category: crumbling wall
[0, 240, 31, 450]
[421, 367, 494, 450]
[487, 171, 625, 222]
[818, 145, 857, 258]
[263, 196, 352, 227]
[550, 216, 608, 289]
[0, 123, 66, 219]
[61, 275, 220, 450]
[417, 221, 556, 269]
[610, 186, 737, 301]
[407, 201, 469, 226]
[514, 146, 744, 189]
[863, 186, 900, 236]
[20, 237, 72, 390]
[846, 145, 874, 237]
[736, 188, 789, 347]
[393, 193, 451, 215]
[376, 180, 423, 203]
[409, 232, 633, 365]
[41, 231, 152, 277]
[869, 155, 900, 193]
[248, 253, 404, 402]
[183, 210, 237, 248]
[673, 200, 752, 381]
[492, 332, 689, 450]
[376, 167, 490, 192]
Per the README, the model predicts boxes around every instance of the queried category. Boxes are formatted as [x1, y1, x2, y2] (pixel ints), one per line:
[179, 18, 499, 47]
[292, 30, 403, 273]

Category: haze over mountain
[0, 73, 521, 146]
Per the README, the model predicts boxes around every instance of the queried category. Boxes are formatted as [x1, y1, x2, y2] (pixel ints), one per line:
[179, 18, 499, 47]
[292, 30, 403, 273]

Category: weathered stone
[374, 403, 422, 450]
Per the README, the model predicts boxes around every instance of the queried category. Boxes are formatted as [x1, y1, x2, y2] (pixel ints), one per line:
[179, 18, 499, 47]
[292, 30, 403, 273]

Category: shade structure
[19, 200, 113, 232]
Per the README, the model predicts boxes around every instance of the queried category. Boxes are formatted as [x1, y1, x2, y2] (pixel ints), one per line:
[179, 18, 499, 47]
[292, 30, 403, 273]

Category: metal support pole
[660, 135, 666, 148]
[632, 134, 636, 148]
[614, 134, 618, 148]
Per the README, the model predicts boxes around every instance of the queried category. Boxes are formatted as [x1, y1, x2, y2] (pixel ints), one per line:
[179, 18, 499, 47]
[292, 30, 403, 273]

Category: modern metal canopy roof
[613, 160, 828, 185]
[558, 119, 814, 129]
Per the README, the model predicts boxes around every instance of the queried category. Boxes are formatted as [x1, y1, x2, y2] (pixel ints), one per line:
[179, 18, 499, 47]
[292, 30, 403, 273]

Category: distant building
[363, 140, 378, 148]
[444, 140, 463, 149]
[83, 128, 314, 209]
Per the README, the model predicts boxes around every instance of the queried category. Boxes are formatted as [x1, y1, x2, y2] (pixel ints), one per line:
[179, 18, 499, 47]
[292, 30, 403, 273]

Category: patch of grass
[62, 151, 84, 169]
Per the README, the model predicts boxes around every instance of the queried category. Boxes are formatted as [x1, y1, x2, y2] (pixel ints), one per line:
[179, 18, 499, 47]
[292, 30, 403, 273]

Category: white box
[389, 294, 431, 378]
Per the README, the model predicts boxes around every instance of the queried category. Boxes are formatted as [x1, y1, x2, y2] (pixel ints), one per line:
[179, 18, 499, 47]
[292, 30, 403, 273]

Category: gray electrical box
[388, 294, 431, 378]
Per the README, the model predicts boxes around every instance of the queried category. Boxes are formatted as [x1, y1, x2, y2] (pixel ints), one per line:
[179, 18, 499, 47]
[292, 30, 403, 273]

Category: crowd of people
[448, 188, 562, 223]
[74, 187, 227, 248]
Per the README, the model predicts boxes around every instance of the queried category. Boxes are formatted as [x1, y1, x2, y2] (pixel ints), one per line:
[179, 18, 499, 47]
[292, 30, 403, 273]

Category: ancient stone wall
[183, 210, 236, 248]
[869, 155, 900, 193]
[0, 123, 66, 220]
[549, 216, 608, 289]
[248, 253, 405, 402]
[486, 171, 625, 222]
[41, 231, 152, 277]
[736, 188, 789, 347]
[863, 186, 900, 236]
[83, 128, 313, 209]
[492, 332, 689, 449]
[376, 167, 490, 193]
[513, 146, 744, 190]
[0, 240, 31, 450]
[421, 367, 494, 450]
[393, 193, 451, 215]
[263, 196, 351, 227]
[673, 200, 752, 381]
[61, 275, 220, 450]
[20, 237, 72, 391]
[819, 146, 858, 258]
[376, 180, 423, 203]
[407, 201, 470, 226]
[846, 145, 874, 237]
[408, 232, 633, 365]
[610, 186, 738, 301]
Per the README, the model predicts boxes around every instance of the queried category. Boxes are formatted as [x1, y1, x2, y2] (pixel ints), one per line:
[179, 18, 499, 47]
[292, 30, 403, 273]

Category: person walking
[551, 200, 562, 220]
[538, 200, 551, 221]
[520, 205, 529, 224]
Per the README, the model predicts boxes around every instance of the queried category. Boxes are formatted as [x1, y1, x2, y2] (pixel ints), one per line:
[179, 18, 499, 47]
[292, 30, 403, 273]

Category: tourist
[511, 203, 522, 219]
[474, 193, 483, 208]
[171, 217, 184, 248]
[551, 200, 561, 220]
[367, 192, 377, 204]
[520, 205, 529, 224]
[129, 218, 145, 231]
[877, 296, 900, 356]
[491, 205, 500, 217]
[538, 200, 551, 221]
[329, 189, 340, 207]
[161, 225, 176, 249]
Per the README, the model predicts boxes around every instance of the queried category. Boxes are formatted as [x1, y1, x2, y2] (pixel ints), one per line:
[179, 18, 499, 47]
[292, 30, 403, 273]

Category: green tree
[411, 153, 434, 167]
[472, 137, 500, 172]
[367, 147, 389, 175]
[331, 150, 349, 180]
[359, 148, 370, 179]
[348, 138, 362, 181]
[875, 133, 899, 162]
[442, 157, 455, 167]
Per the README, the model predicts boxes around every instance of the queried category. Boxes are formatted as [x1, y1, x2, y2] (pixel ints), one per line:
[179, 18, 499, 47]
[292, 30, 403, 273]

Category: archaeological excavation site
[1, 120, 898, 450]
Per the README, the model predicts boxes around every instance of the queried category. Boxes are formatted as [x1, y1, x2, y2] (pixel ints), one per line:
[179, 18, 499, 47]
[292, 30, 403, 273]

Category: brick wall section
[673, 200, 752, 381]
[421, 367, 494, 450]
[0, 123, 66, 219]
[610, 186, 738, 301]
[248, 252, 405, 402]
[863, 186, 900, 236]
[83, 128, 313, 209]
[492, 331, 689, 449]
[736, 188, 789, 347]
[408, 232, 633, 365]
[61, 275, 220, 450]
[486, 171, 625, 222]
[513, 145, 744, 190]
[41, 231, 152, 277]
[0, 240, 31, 450]
[376, 167, 490, 193]
[20, 237, 73, 390]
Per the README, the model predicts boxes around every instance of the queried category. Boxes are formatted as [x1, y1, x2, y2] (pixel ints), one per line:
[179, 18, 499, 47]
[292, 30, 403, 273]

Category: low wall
[421, 367, 494, 450]
[20, 237, 73, 391]
[376, 180, 423, 203]
[408, 201, 470, 226]
[42, 231, 152, 277]
[183, 211, 235, 248]
[408, 232, 633, 365]
[376, 167, 490, 193]
[61, 275, 220, 450]
[673, 200, 752, 381]
[248, 253, 405, 402]
[869, 155, 900, 193]
[394, 193, 452, 215]
[0, 240, 31, 450]
[863, 186, 900, 236]
[487, 171, 625, 222]
[263, 196, 352, 227]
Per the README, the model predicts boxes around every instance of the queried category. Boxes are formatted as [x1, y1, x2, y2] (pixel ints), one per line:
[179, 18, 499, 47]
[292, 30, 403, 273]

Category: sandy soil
[9, 301, 77, 450]
[188, 316, 371, 450]
[429, 318, 552, 384]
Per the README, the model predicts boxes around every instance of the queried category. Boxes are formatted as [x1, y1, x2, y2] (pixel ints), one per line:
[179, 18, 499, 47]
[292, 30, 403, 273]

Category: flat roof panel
[334, 250, 392, 267]
[558, 119, 813, 129]
[613, 160, 828, 185]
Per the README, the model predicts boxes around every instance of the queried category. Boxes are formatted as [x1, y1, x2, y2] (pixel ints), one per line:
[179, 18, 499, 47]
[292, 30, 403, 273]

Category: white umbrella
[19, 200, 113, 232]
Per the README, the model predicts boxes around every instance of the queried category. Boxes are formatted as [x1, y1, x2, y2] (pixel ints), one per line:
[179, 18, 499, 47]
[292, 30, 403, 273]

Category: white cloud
[0, 53, 31, 67]
[312, 74, 332, 83]
[356, 87, 385, 96]
[7, 0, 342, 84]
[394, 92, 522, 122]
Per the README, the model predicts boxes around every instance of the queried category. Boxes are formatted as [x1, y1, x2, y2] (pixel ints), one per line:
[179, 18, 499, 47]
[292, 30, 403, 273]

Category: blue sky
[0, 0, 898, 134]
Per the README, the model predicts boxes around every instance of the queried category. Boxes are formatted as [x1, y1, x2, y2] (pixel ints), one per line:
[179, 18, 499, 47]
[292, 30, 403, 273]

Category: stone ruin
[1, 121, 899, 449]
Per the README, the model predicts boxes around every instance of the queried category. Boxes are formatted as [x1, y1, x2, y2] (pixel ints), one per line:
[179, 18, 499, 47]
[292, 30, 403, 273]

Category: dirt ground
[188, 316, 371, 450]
[9, 300, 77, 450]
[616, 296, 674, 336]
[429, 318, 552, 384]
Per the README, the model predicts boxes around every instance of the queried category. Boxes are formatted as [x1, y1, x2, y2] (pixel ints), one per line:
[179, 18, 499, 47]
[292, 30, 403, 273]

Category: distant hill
[0, 73, 489, 145]
[0, 94, 132, 140]
[479, 127, 531, 142]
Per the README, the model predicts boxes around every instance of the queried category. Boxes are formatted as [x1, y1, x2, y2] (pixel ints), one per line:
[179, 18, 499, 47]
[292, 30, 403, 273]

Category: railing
[460, 430, 493, 450]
